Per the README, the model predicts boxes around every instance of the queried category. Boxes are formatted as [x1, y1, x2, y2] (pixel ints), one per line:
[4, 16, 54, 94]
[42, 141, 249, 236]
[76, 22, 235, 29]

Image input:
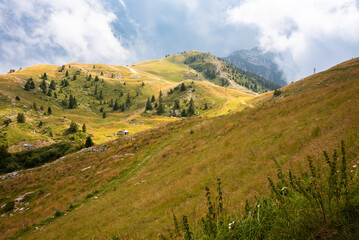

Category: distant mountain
[223, 47, 287, 86]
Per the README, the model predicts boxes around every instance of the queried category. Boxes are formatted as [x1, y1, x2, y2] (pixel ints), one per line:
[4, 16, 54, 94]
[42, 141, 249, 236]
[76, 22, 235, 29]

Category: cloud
[227, 0, 359, 81]
[0, 0, 135, 73]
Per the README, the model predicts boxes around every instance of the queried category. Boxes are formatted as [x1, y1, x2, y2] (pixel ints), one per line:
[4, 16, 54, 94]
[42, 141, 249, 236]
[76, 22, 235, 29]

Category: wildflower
[353, 165, 357, 168]
[257, 204, 260, 208]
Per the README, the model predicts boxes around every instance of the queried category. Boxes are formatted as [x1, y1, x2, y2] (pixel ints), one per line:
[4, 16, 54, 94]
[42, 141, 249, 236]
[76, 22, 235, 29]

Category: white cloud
[0, 0, 135, 73]
[227, 0, 359, 81]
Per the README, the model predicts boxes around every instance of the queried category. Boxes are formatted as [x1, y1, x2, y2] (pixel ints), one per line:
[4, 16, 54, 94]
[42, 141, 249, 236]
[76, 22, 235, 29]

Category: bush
[273, 89, 282, 97]
[3, 201, 15, 212]
[68, 121, 78, 133]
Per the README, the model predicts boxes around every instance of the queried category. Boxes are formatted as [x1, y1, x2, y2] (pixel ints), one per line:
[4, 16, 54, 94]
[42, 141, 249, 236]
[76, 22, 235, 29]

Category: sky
[1, 0, 359, 82]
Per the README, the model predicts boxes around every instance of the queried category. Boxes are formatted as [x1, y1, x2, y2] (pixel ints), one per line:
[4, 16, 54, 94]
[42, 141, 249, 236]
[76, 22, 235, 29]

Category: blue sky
[1, 0, 359, 81]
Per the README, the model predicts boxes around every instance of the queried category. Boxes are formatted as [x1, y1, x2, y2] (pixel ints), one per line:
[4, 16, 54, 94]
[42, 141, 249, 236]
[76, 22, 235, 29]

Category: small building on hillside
[117, 129, 129, 135]
[23, 144, 33, 150]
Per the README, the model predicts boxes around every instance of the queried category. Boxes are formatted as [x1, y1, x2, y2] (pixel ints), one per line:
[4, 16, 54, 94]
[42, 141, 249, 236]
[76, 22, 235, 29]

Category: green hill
[0, 52, 266, 152]
[0, 57, 358, 239]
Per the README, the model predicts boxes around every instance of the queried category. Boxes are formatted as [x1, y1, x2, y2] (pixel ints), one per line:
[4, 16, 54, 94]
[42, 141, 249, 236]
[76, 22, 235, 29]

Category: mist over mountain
[223, 47, 287, 87]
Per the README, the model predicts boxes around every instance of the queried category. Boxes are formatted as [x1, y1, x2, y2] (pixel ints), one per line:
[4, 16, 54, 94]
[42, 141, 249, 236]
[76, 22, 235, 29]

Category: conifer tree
[99, 90, 104, 100]
[181, 109, 187, 117]
[24, 82, 30, 91]
[87, 74, 92, 81]
[126, 93, 131, 106]
[65, 70, 69, 77]
[159, 90, 163, 97]
[180, 83, 186, 91]
[145, 97, 153, 111]
[17, 113, 25, 123]
[102, 111, 107, 118]
[33, 102, 38, 111]
[174, 99, 180, 109]
[187, 98, 195, 116]
[94, 75, 99, 82]
[113, 100, 119, 111]
[82, 123, 86, 133]
[47, 89, 52, 96]
[151, 95, 155, 102]
[72, 74, 77, 80]
[47, 106, 52, 115]
[109, 99, 114, 107]
[156, 96, 164, 115]
[49, 80, 56, 90]
[40, 79, 47, 94]
[85, 136, 94, 147]
[42, 72, 47, 80]
[94, 85, 98, 95]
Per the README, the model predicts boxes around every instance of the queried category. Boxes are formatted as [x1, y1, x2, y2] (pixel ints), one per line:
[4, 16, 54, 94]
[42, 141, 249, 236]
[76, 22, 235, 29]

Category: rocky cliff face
[223, 47, 287, 87]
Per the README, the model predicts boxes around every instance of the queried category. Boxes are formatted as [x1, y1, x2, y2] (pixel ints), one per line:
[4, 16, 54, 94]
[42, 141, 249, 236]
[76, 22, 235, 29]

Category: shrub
[273, 89, 282, 97]
[68, 121, 78, 133]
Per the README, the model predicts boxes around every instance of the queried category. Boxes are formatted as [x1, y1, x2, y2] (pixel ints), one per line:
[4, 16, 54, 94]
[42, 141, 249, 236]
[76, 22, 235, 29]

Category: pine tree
[151, 95, 155, 102]
[94, 85, 98, 95]
[17, 113, 25, 123]
[102, 111, 107, 118]
[180, 83, 186, 91]
[181, 109, 187, 117]
[47, 107, 52, 115]
[42, 72, 47, 80]
[85, 136, 94, 147]
[101, 71, 103, 76]
[29, 78, 35, 89]
[100, 106, 104, 112]
[159, 90, 163, 97]
[99, 90, 104, 100]
[82, 123, 86, 133]
[33, 102, 38, 111]
[65, 70, 69, 77]
[87, 74, 92, 81]
[94, 75, 99, 82]
[187, 98, 195, 116]
[54, 92, 57, 98]
[72, 74, 77, 80]
[145, 97, 153, 111]
[109, 99, 114, 107]
[174, 99, 180, 109]
[47, 89, 52, 96]
[141, 82, 145, 87]
[126, 93, 131, 106]
[15, 96, 20, 101]
[68, 95, 77, 109]
[49, 80, 56, 90]
[204, 102, 208, 110]
[113, 100, 119, 111]
[40, 79, 47, 94]
[24, 82, 30, 91]
[156, 96, 164, 115]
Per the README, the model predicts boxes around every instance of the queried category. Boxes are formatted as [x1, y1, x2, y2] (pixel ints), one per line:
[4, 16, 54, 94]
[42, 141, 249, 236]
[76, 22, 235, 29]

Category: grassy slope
[0, 55, 254, 148]
[0, 58, 358, 239]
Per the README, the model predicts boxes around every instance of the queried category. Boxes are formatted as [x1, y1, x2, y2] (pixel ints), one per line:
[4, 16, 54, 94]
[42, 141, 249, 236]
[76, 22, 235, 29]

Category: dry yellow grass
[1, 58, 359, 239]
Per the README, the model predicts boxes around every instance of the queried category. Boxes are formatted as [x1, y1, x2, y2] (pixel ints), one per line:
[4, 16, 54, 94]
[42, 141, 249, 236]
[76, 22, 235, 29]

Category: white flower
[353, 165, 357, 168]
